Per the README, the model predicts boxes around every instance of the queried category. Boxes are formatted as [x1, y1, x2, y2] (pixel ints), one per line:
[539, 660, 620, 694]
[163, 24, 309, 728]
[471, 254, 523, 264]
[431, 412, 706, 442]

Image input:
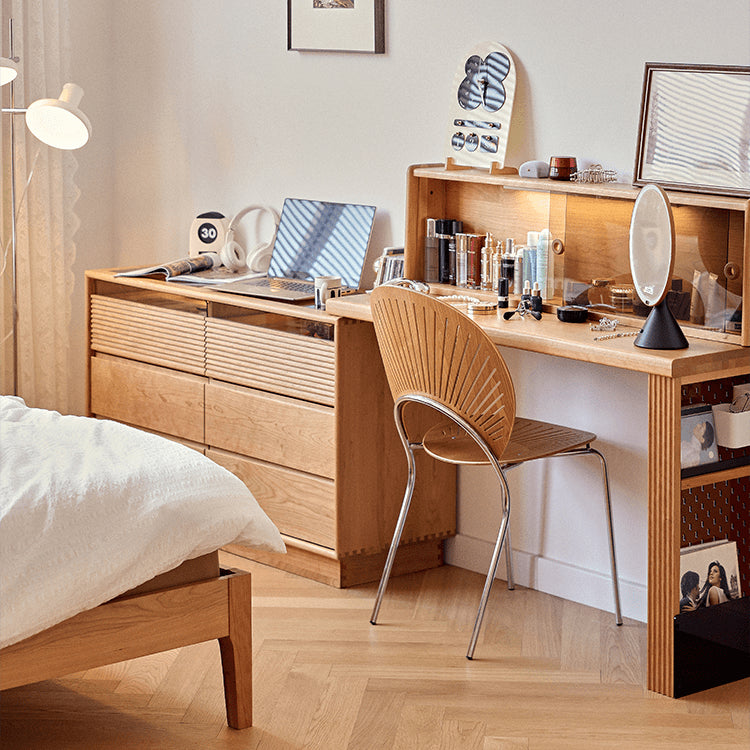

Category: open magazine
[115, 256, 263, 285]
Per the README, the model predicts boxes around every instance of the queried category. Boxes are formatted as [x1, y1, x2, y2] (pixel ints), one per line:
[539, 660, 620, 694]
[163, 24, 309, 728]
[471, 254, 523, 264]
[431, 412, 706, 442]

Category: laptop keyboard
[253, 278, 313, 292]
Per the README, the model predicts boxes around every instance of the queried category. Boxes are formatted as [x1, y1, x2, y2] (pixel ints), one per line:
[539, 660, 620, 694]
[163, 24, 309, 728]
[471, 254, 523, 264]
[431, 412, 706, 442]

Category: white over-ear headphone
[218, 205, 280, 273]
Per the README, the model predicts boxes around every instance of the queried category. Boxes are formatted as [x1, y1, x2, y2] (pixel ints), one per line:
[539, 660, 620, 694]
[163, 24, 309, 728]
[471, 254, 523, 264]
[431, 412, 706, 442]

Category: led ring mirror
[629, 184, 688, 349]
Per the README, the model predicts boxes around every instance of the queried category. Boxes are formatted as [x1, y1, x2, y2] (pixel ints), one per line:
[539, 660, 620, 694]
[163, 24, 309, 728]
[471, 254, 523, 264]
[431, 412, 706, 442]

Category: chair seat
[422, 417, 596, 465]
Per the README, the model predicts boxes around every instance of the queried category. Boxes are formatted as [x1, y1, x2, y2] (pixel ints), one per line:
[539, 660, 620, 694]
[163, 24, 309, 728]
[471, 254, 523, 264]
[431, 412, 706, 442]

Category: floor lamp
[1, 17, 91, 396]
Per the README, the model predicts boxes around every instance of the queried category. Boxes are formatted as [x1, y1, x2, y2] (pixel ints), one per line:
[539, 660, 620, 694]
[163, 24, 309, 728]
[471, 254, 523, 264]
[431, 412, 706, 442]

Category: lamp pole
[8, 17, 19, 396]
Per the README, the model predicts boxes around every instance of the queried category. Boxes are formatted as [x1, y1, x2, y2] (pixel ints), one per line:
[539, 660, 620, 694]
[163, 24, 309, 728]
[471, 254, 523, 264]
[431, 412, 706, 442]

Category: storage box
[712, 403, 750, 449]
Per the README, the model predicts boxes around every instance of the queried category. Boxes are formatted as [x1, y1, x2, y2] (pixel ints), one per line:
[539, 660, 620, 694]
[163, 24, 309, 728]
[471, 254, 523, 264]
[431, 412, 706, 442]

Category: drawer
[206, 318, 335, 406]
[205, 381, 335, 478]
[90, 294, 205, 376]
[207, 448, 335, 549]
[90, 355, 205, 443]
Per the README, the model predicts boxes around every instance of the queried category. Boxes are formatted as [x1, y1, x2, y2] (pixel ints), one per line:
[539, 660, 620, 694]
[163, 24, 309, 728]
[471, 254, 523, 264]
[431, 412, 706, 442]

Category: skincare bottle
[514, 245, 524, 296]
[492, 239, 503, 292]
[424, 218, 439, 283]
[536, 228, 552, 298]
[531, 281, 543, 313]
[522, 231, 539, 290]
[468, 234, 483, 289]
[455, 233, 469, 287]
[436, 219, 452, 284]
[481, 232, 493, 291]
[501, 238, 515, 293]
[497, 276, 509, 309]
[447, 220, 462, 285]
[522, 279, 532, 304]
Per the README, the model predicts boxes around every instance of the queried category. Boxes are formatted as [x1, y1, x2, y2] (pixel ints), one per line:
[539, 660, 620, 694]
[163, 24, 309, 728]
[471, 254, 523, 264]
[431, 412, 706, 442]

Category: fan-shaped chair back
[370, 286, 517, 461]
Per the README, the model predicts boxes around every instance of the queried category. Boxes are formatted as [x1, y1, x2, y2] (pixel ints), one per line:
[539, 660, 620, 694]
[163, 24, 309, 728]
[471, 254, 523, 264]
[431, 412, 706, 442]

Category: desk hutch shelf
[398, 164, 750, 697]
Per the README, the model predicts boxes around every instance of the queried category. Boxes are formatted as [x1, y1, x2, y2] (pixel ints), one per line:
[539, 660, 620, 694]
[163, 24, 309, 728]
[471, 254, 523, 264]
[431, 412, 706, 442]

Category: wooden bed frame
[0, 567, 253, 729]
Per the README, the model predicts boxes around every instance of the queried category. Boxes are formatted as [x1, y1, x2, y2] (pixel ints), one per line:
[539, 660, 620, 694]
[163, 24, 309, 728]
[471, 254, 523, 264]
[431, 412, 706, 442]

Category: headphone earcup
[219, 232, 248, 271]
[246, 241, 273, 273]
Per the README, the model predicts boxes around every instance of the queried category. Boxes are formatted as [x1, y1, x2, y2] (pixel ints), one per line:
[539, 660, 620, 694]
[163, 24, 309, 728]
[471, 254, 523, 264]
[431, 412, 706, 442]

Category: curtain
[1, 0, 79, 412]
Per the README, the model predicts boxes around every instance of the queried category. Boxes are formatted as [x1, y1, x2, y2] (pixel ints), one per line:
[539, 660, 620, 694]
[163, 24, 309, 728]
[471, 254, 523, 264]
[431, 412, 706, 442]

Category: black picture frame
[287, 0, 385, 54]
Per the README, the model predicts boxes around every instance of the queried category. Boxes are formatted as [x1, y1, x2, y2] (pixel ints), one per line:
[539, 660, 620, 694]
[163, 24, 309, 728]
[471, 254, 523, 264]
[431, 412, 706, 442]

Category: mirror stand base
[634, 300, 689, 350]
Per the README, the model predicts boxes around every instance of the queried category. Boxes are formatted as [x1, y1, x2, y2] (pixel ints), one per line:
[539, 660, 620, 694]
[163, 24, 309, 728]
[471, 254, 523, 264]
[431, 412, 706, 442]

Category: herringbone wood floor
[2, 552, 748, 749]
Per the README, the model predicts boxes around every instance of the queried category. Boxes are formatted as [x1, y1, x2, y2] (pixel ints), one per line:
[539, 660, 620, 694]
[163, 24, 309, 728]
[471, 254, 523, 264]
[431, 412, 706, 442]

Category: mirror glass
[629, 184, 688, 349]
[634, 64, 750, 197]
[629, 184, 674, 307]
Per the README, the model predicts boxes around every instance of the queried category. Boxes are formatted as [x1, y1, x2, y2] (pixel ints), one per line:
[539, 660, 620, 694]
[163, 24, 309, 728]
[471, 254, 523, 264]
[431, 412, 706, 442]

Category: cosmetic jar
[549, 156, 577, 181]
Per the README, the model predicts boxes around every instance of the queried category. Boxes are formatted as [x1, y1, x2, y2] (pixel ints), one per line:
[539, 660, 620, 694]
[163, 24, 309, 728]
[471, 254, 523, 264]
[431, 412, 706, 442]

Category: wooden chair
[369, 285, 622, 659]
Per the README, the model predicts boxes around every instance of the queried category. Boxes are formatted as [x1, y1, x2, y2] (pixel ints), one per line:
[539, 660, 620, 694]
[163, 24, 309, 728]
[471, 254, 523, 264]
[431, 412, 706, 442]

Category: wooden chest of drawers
[86, 271, 455, 586]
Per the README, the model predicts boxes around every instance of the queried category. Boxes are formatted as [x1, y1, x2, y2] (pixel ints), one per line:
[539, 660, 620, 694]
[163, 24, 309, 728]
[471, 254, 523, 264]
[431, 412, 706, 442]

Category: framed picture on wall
[287, 0, 385, 54]
[633, 63, 750, 197]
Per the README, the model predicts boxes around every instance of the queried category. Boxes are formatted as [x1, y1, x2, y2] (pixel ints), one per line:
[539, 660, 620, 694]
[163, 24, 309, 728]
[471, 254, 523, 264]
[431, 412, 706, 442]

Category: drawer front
[90, 355, 205, 443]
[205, 382, 335, 478]
[205, 318, 335, 406]
[90, 295, 205, 375]
[207, 448, 336, 549]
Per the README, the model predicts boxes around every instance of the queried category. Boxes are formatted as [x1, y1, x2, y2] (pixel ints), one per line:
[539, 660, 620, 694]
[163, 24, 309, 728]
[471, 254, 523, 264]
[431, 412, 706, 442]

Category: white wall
[66, 0, 750, 621]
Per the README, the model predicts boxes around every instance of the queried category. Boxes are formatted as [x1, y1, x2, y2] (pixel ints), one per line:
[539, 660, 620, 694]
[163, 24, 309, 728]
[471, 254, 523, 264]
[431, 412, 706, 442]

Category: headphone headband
[228, 204, 280, 233]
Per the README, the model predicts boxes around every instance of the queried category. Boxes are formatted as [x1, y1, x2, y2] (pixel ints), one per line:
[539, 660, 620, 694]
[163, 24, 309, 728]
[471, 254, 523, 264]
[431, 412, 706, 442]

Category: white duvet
[0, 396, 285, 649]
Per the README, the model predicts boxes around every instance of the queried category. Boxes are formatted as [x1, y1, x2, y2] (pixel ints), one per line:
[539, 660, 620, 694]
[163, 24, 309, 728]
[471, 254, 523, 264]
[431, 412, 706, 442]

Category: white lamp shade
[25, 83, 92, 150]
[1, 56, 19, 85]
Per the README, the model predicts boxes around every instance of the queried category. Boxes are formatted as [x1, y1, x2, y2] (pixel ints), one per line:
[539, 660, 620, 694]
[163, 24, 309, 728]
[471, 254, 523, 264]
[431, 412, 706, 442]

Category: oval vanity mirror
[629, 184, 688, 349]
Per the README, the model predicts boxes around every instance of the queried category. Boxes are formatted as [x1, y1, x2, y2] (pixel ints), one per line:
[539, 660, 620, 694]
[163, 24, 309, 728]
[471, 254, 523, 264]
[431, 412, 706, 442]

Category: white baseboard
[445, 533, 647, 623]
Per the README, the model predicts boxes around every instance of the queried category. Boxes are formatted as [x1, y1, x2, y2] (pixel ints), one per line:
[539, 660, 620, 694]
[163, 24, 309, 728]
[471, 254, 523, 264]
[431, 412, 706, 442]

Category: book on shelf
[115, 256, 262, 285]
[679, 539, 742, 613]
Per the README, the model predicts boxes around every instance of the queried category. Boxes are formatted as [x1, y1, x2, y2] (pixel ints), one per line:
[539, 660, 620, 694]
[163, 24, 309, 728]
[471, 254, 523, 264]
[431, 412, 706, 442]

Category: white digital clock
[189, 211, 230, 258]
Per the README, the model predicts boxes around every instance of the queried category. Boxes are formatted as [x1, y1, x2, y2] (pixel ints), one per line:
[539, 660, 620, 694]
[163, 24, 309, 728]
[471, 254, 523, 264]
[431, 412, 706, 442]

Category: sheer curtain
[1, 0, 79, 412]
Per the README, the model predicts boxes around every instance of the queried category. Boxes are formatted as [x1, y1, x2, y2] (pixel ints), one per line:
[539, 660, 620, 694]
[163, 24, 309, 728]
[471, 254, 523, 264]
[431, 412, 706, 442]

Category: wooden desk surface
[326, 293, 750, 380]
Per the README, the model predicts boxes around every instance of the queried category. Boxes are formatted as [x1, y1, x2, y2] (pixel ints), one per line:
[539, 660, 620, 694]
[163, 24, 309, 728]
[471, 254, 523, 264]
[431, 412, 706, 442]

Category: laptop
[216, 198, 376, 302]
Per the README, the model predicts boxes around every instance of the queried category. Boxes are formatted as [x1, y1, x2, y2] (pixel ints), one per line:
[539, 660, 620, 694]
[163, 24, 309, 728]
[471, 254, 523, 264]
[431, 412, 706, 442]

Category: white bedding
[0, 396, 285, 649]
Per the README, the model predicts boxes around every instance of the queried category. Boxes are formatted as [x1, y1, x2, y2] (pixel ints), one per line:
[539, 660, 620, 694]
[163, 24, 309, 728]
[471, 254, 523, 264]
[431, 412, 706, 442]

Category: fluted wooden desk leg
[647, 374, 681, 697]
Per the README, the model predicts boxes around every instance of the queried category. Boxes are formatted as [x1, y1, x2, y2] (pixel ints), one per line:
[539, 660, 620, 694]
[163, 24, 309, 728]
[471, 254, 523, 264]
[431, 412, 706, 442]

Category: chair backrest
[370, 285, 516, 458]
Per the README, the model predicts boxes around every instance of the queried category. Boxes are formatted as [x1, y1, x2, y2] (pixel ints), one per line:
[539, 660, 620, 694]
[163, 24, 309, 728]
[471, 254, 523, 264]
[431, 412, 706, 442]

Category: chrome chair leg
[467, 467, 512, 659]
[370, 404, 419, 626]
[589, 447, 622, 625]
[504, 516, 515, 591]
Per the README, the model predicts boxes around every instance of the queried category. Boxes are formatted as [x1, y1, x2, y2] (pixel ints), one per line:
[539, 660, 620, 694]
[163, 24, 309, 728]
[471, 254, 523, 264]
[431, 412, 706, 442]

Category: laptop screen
[268, 198, 376, 289]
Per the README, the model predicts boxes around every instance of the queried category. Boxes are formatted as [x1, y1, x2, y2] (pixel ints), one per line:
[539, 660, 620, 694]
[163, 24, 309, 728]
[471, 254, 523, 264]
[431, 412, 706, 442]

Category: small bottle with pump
[521, 279, 532, 304]
[480, 232, 493, 291]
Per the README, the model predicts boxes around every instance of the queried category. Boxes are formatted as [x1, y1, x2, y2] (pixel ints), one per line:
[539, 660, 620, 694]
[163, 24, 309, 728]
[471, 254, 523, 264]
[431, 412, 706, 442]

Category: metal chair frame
[368, 287, 622, 659]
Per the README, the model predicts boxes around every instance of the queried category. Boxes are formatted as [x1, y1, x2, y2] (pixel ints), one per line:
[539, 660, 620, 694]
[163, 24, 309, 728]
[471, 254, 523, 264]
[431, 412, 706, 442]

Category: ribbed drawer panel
[206, 318, 336, 406]
[90, 295, 205, 375]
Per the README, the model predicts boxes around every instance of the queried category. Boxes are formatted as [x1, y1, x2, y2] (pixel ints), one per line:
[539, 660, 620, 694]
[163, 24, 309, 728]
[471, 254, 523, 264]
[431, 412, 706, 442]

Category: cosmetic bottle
[424, 218, 439, 283]
[447, 220, 462, 285]
[501, 238, 515, 293]
[480, 232, 493, 291]
[455, 233, 469, 287]
[514, 245, 524, 296]
[522, 231, 539, 290]
[436, 219, 452, 284]
[467, 234, 483, 289]
[531, 281, 543, 313]
[490, 239, 502, 292]
[521, 279, 532, 304]
[536, 228, 552, 298]
[497, 276, 509, 309]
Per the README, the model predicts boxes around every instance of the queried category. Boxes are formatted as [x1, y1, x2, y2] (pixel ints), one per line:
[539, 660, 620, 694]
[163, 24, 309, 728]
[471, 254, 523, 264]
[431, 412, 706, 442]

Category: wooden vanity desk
[328, 291, 750, 698]
[334, 163, 750, 698]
